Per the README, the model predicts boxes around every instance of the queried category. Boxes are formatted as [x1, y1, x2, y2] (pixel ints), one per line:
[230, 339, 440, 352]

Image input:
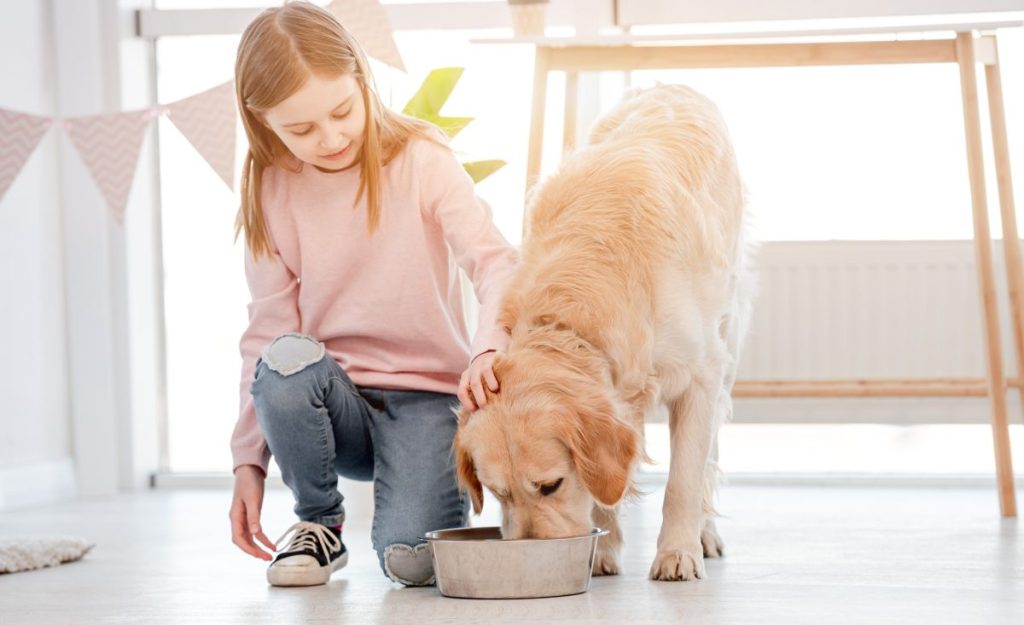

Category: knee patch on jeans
[383, 543, 435, 586]
[261, 333, 326, 376]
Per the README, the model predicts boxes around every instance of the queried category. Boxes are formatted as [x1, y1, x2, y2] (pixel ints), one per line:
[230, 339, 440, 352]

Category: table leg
[984, 33, 1024, 410]
[564, 70, 579, 154]
[956, 31, 1017, 517]
[525, 46, 551, 236]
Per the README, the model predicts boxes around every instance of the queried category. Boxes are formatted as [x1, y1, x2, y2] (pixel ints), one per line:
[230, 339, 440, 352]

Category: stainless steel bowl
[423, 526, 608, 599]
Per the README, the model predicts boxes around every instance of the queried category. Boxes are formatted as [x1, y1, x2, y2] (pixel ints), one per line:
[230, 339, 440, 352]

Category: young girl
[227, 1, 517, 588]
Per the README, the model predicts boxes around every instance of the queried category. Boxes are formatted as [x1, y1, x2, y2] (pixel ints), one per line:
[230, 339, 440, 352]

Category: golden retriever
[454, 84, 754, 581]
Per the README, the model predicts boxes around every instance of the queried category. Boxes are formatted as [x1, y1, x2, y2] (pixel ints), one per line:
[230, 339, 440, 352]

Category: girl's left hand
[458, 350, 500, 411]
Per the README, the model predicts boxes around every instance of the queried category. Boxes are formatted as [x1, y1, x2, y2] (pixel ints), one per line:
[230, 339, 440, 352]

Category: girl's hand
[229, 465, 276, 561]
[458, 350, 500, 411]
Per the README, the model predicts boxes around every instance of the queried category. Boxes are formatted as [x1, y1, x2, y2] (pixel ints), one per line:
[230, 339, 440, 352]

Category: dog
[454, 84, 755, 581]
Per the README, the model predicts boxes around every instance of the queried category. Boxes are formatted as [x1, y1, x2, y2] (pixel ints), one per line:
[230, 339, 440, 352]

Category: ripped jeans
[250, 332, 468, 586]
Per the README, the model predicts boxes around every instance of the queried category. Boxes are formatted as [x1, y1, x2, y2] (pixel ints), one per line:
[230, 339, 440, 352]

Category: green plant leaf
[462, 159, 505, 183]
[418, 114, 473, 139]
[403, 67, 472, 137]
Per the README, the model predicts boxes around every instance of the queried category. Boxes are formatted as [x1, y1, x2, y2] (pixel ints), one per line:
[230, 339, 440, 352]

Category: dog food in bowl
[423, 526, 608, 599]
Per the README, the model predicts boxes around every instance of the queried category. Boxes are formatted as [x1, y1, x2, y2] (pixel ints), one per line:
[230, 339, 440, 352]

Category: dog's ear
[457, 401, 474, 427]
[491, 351, 510, 384]
[453, 430, 484, 514]
[565, 396, 639, 507]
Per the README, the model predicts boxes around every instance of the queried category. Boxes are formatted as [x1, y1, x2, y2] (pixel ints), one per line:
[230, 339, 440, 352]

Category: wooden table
[477, 21, 1024, 516]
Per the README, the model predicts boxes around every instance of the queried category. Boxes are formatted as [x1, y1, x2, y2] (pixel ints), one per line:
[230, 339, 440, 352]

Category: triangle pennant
[165, 80, 238, 191]
[0, 109, 51, 204]
[328, 0, 406, 72]
[65, 109, 151, 223]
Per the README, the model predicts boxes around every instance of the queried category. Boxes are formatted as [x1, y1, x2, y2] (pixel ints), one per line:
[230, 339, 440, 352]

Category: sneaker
[267, 521, 348, 587]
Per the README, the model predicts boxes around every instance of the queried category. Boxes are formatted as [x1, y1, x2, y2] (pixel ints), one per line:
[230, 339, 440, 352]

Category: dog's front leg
[651, 375, 718, 581]
[591, 505, 623, 575]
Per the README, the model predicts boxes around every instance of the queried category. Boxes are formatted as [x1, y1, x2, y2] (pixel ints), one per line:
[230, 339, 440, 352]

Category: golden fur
[455, 84, 755, 581]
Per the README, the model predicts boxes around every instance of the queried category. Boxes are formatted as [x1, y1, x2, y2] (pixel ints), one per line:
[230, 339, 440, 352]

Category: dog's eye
[539, 478, 563, 496]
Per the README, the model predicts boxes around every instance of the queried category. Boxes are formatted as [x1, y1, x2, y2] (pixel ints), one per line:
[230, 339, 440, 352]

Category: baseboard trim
[151, 472, 285, 490]
[150, 470, 1019, 490]
[638, 470, 1022, 488]
[0, 458, 77, 510]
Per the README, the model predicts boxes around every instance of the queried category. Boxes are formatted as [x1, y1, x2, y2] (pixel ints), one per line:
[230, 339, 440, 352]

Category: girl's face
[262, 73, 367, 171]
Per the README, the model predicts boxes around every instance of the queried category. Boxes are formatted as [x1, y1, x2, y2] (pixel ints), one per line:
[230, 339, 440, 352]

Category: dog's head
[453, 329, 641, 539]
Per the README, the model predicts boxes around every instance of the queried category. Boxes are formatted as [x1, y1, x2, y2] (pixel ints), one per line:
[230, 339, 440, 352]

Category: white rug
[0, 537, 94, 574]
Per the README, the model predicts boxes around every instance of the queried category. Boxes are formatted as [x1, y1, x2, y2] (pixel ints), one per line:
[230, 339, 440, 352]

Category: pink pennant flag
[0, 109, 51, 204]
[65, 109, 151, 223]
[328, 0, 406, 72]
[165, 80, 238, 191]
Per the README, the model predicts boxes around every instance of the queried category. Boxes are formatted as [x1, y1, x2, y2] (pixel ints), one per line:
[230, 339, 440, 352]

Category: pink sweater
[231, 134, 519, 474]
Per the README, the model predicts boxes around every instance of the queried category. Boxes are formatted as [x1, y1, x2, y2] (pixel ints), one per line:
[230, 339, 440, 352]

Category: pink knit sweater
[230, 135, 518, 474]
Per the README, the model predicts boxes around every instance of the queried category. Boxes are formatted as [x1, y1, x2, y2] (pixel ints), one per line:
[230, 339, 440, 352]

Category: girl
[227, 1, 517, 588]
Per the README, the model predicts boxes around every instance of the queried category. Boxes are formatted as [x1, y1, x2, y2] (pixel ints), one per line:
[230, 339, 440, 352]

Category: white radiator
[734, 240, 1022, 425]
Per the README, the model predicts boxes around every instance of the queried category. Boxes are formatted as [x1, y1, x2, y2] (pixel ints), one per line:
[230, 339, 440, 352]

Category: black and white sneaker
[267, 521, 348, 587]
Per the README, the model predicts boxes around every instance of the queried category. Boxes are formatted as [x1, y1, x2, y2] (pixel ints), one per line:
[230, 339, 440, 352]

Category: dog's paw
[592, 545, 621, 576]
[701, 523, 724, 558]
[649, 546, 705, 581]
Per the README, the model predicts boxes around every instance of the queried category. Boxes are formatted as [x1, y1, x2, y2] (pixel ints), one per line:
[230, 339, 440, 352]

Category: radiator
[735, 240, 1021, 425]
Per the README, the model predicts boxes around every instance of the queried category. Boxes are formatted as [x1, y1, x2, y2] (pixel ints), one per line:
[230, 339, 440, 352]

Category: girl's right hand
[230, 465, 276, 561]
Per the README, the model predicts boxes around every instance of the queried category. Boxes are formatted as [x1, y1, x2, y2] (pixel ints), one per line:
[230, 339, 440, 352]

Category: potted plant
[507, 0, 549, 37]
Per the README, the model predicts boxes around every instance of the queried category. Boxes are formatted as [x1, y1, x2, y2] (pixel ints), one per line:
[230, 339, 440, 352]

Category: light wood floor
[1, 482, 1022, 624]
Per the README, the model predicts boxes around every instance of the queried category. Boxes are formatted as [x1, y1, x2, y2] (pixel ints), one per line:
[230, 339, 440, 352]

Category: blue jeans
[250, 333, 468, 586]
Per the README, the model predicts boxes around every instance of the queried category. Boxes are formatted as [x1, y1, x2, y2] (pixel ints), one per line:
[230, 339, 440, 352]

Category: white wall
[0, 2, 76, 508]
[0, 0, 162, 511]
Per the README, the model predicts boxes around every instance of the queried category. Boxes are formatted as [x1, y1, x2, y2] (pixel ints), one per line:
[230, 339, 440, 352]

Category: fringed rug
[0, 537, 93, 574]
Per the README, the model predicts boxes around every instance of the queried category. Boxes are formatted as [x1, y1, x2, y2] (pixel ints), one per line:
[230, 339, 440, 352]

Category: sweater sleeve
[230, 241, 301, 476]
[418, 136, 519, 360]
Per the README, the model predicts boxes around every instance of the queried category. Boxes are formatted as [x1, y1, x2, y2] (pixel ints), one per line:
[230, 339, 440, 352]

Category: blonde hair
[234, 0, 446, 259]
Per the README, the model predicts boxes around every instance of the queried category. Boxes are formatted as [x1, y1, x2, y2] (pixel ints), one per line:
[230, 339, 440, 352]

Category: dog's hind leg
[698, 269, 754, 561]
[700, 390, 730, 558]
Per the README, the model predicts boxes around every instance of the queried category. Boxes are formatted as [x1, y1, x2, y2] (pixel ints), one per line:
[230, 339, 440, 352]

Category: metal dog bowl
[422, 526, 608, 599]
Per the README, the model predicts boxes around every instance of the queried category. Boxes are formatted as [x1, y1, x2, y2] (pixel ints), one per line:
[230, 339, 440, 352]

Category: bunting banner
[0, 109, 51, 205]
[165, 80, 238, 191]
[0, 0, 404, 222]
[328, 0, 406, 72]
[65, 108, 153, 223]
[0, 80, 236, 223]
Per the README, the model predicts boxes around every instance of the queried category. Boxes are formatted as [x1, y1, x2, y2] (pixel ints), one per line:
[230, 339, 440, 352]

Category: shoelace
[273, 521, 341, 557]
